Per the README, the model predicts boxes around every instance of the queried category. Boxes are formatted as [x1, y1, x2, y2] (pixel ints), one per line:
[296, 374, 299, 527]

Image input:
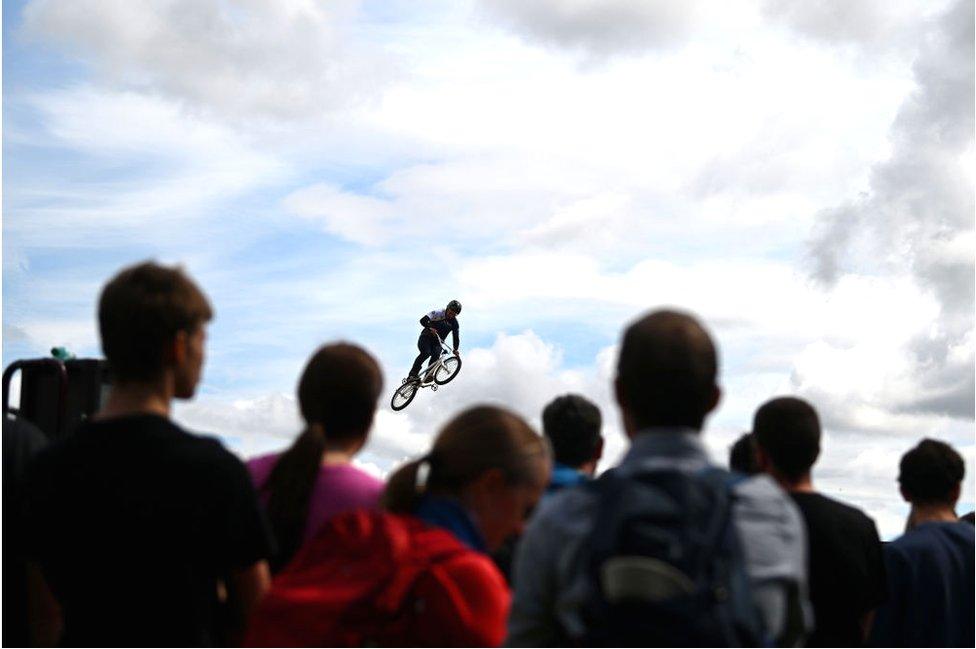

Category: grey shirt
[506, 428, 811, 646]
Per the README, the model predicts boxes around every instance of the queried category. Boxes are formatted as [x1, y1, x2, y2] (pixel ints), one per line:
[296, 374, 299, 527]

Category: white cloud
[5, 86, 286, 247]
[805, 0, 975, 421]
[476, 0, 705, 61]
[21, 0, 393, 121]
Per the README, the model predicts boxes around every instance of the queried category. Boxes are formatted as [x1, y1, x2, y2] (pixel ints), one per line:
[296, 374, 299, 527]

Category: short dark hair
[752, 397, 820, 481]
[98, 262, 213, 382]
[729, 432, 759, 475]
[542, 394, 602, 468]
[616, 309, 718, 430]
[899, 439, 965, 506]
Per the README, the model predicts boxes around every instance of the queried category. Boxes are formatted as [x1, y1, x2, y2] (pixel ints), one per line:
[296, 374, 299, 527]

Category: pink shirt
[247, 453, 385, 543]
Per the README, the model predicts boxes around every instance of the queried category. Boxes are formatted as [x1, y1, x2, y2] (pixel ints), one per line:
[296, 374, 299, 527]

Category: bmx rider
[406, 300, 461, 383]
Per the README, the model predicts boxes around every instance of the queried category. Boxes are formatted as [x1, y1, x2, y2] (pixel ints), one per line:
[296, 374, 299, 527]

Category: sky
[2, 0, 973, 539]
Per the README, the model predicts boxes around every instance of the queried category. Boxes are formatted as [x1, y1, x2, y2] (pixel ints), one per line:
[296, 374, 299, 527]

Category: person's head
[383, 405, 551, 552]
[729, 432, 759, 475]
[898, 439, 965, 509]
[614, 309, 720, 434]
[98, 261, 213, 397]
[446, 299, 462, 318]
[752, 397, 821, 485]
[542, 394, 603, 474]
[263, 342, 383, 572]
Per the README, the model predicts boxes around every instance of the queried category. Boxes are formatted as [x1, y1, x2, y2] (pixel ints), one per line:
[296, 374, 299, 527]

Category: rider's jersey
[420, 309, 459, 350]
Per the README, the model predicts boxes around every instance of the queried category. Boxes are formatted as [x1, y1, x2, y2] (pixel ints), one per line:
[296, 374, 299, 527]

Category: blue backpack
[579, 466, 767, 647]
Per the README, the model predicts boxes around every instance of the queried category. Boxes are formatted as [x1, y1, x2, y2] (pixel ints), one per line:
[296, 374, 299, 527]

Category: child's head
[384, 405, 551, 551]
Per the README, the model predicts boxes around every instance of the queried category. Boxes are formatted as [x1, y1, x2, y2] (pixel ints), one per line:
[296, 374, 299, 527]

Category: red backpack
[245, 509, 511, 647]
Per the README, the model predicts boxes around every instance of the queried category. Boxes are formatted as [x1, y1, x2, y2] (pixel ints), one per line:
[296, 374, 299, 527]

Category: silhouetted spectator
[245, 405, 551, 647]
[730, 431, 760, 475]
[248, 342, 384, 572]
[542, 393, 603, 493]
[754, 397, 886, 647]
[507, 310, 810, 646]
[493, 393, 604, 582]
[22, 262, 274, 646]
[869, 439, 974, 647]
[3, 416, 48, 646]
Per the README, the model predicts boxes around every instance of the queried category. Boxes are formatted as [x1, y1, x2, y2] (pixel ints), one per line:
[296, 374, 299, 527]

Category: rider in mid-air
[406, 300, 461, 384]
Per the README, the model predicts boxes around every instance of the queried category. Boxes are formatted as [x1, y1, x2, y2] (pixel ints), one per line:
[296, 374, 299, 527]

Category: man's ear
[949, 483, 961, 508]
[613, 377, 637, 440]
[161, 331, 188, 367]
[706, 385, 721, 415]
[754, 442, 771, 472]
[613, 376, 626, 410]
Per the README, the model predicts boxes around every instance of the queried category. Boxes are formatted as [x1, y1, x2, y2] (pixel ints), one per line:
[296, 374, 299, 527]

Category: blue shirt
[870, 521, 975, 647]
[546, 462, 589, 495]
[415, 494, 487, 553]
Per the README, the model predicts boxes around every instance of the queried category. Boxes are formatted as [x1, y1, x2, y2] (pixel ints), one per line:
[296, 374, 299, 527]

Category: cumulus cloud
[760, 0, 914, 49]
[477, 0, 704, 61]
[173, 330, 629, 474]
[804, 0, 975, 421]
[20, 0, 392, 120]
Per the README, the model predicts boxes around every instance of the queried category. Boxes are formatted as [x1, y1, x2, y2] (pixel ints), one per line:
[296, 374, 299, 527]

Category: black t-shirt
[24, 414, 274, 646]
[791, 492, 887, 647]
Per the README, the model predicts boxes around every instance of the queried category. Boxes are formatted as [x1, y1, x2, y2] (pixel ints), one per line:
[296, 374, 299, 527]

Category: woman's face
[465, 460, 550, 552]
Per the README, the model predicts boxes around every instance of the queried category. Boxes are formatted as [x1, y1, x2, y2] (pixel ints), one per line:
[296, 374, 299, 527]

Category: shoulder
[417, 541, 510, 645]
[733, 475, 805, 532]
[795, 491, 874, 525]
[246, 452, 281, 487]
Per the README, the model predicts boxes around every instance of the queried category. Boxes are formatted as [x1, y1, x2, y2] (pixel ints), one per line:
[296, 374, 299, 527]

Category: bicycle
[390, 339, 462, 411]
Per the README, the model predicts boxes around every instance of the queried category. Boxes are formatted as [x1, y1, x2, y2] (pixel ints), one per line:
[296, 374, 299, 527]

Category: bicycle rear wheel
[391, 382, 418, 411]
[434, 356, 462, 385]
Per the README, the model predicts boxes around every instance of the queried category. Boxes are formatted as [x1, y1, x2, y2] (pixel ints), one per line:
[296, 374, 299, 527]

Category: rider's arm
[451, 320, 459, 352]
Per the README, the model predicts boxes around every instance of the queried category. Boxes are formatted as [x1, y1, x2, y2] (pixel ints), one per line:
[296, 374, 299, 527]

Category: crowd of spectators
[5, 260, 974, 647]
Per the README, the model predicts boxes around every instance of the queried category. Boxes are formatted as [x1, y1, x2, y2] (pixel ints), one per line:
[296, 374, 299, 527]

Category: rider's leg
[409, 334, 431, 378]
[423, 337, 442, 381]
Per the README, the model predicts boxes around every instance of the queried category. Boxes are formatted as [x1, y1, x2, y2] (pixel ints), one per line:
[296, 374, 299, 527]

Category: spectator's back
[870, 439, 975, 647]
[790, 491, 886, 645]
[753, 397, 886, 647]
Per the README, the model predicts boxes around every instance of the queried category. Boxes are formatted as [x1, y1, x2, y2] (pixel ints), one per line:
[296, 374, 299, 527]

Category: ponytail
[381, 405, 549, 514]
[382, 458, 425, 514]
[261, 342, 382, 572]
[263, 426, 329, 572]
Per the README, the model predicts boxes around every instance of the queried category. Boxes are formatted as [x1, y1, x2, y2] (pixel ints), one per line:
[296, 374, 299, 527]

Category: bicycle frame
[419, 338, 457, 386]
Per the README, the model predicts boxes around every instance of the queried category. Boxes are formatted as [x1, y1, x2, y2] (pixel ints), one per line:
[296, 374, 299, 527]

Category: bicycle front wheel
[434, 356, 462, 385]
[391, 382, 418, 411]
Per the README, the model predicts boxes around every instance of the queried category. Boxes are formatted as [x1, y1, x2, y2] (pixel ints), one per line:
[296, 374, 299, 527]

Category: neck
[577, 459, 599, 477]
[775, 471, 815, 493]
[907, 503, 958, 529]
[98, 380, 172, 420]
[320, 435, 364, 466]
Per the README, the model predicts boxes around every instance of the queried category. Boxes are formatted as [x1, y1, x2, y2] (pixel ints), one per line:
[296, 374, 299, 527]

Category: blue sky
[3, 0, 973, 538]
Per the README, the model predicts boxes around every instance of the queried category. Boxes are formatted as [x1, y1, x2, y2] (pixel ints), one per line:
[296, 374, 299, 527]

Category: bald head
[615, 309, 720, 431]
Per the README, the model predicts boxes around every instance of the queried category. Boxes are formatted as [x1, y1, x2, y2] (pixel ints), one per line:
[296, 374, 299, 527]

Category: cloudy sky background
[3, 0, 973, 538]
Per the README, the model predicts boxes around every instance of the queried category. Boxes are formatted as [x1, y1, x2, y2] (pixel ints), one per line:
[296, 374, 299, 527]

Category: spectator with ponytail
[245, 405, 551, 647]
[247, 342, 384, 572]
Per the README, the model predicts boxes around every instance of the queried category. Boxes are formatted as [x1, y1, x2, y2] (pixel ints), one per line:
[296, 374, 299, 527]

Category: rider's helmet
[447, 299, 462, 315]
